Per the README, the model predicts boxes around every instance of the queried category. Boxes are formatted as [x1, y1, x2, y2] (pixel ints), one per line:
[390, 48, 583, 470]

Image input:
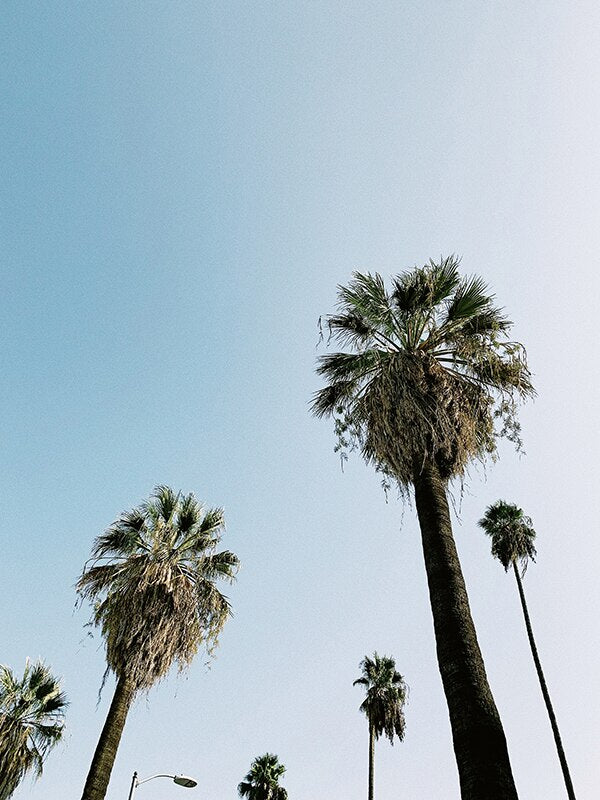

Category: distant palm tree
[0, 659, 67, 800]
[353, 653, 407, 800]
[313, 258, 533, 799]
[238, 753, 288, 800]
[479, 500, 576, 800]
[77, 485, 239, 800]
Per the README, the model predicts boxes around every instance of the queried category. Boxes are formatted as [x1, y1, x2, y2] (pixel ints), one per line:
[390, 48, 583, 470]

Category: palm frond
[458, 307, 511, 336]
[311, 380, 362, 419]
[200, 550, 240, 581]
[77, 562, 129, 598]
[92, 520, 146, 559]
[153, 485, 180, 522]
[393, 255, 460, 313]
[197, 507, 225, 537]
[316, 350, 388, 382]
[177, 493, 202, 533]
[337, 272, 398, 340]
[325, 312, 374, 348]
[444, 274, 492, 323]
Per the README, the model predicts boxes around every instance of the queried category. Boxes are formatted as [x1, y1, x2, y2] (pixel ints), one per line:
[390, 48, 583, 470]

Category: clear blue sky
[2, 2, 599, 798]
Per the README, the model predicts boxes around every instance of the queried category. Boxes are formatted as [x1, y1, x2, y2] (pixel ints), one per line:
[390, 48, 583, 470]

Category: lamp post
[127, 771, 198, 800]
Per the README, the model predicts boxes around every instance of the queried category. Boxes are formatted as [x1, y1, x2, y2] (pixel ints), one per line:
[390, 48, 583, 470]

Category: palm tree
[0, 659, 67, 800]
[353, 653, 407, 800]
[479, 501, 576, 800]
[312, 257, 534, 800]
[77, 485, 239, 800]
[238, 753, 288, 800]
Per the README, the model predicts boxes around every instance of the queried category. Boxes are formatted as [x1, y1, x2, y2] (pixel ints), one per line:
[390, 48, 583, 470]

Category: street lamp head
[173, 775, 197, 788]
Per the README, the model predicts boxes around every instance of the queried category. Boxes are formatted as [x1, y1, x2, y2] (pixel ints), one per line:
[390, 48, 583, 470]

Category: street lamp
[127, 771, 198, 799]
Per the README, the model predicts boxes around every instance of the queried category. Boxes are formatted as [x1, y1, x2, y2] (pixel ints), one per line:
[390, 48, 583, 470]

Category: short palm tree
[479, 501, 576, 800]
[0, 659, 67, 800]
[353, 653, 407, 800]
[77, 485, 239, 800]
[312, 258, 533, 800]
[238, 753, 288, 800]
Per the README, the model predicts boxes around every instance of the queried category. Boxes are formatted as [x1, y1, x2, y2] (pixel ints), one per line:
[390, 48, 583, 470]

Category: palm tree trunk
[368, 722, 375, 800]
[81, 676, 136, 800]
[512, 563, 576, 799]
[413, 461, 518, 800]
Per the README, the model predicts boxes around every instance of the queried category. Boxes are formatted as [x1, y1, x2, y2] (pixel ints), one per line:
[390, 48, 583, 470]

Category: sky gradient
[2, 2, 599, 799]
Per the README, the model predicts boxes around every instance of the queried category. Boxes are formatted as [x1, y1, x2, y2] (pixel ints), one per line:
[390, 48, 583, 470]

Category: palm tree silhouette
[479, 500, 576, 800]
[78, 485, 239, 800]
[313, 258, 533, 799]
[353, 653, 407, 800]
[238, 753, 288, 800]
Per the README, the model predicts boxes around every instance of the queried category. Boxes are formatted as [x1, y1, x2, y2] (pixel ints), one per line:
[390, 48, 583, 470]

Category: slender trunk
[512, 563, 576, 799]
[81, 675, 136, 800]
[413, 462, 518, 800]
[368, 722, 375, 800]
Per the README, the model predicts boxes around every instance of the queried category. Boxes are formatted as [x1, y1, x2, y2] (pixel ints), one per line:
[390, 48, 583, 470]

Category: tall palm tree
[353, 653, 407, 800]
[0, 659, 67, 800]
[77, 485, 239, 800]
[479, 501, 576, 800]
[238, 753, 288, 800]
[312, 257, 534, 800]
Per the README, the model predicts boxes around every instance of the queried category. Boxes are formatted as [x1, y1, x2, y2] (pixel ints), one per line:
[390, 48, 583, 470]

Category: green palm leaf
[392, 255, 461, 313]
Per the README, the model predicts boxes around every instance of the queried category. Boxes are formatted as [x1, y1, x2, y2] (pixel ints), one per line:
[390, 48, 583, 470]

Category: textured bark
[81, 676, 136, 800]
[368, 723, 374, 800]
[413, 462, 518, 800]
[513, 563, 576, 800]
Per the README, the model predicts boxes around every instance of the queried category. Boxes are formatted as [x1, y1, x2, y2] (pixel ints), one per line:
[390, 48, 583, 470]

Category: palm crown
[479, 500, 537, 572]
[0, 659, 67, 800]
[77, 485, 239, 691]
[312, 257, 533, 487]
[238, 754, 288, 800]
[354, 653, 407, 744]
